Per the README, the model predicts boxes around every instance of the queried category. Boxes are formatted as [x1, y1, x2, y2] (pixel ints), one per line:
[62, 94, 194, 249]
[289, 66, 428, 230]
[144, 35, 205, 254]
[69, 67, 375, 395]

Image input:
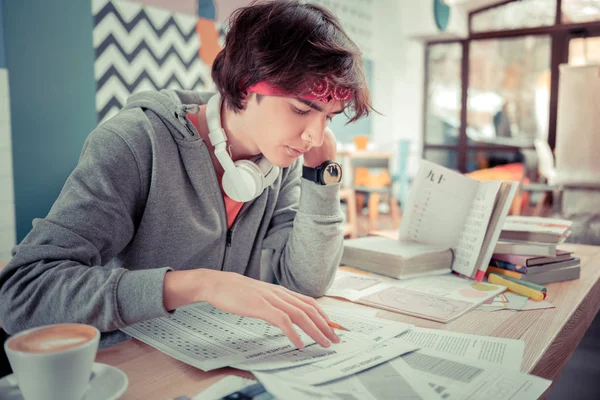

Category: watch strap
[302, 164, 322, 184]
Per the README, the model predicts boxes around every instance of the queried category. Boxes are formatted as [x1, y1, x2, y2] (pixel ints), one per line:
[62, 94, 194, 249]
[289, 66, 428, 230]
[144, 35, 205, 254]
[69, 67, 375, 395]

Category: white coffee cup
[4, 323, 100, 400]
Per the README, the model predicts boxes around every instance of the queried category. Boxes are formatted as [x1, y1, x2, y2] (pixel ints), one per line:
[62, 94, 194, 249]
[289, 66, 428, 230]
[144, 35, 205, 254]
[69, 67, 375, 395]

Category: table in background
[96, 243, 600, 399]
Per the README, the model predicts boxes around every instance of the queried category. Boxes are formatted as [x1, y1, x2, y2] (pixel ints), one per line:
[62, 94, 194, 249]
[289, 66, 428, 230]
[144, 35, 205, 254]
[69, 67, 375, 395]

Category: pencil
[488, 273, 546, 301]
[327, 320, 350, 331]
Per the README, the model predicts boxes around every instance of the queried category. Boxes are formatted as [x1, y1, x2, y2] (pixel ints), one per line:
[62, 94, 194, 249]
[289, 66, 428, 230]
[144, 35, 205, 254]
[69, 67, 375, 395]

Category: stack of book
[489, 216, 580, 285]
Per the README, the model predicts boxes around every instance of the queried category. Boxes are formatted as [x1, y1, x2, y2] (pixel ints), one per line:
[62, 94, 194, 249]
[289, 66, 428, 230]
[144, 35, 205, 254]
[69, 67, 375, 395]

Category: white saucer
[0, 362, 128, 400]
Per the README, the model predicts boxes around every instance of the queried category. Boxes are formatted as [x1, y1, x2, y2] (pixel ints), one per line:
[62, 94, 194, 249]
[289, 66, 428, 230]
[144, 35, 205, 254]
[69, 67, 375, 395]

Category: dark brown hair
[211, 0, 373, 123]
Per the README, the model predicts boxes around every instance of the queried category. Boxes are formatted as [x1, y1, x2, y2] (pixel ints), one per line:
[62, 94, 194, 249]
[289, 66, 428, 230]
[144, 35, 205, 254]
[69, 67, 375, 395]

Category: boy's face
[242, 94, 345, 168]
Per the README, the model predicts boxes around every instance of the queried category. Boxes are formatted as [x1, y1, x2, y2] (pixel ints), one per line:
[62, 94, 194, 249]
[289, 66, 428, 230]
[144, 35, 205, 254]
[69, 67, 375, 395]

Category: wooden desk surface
[96, 243, 600, 399]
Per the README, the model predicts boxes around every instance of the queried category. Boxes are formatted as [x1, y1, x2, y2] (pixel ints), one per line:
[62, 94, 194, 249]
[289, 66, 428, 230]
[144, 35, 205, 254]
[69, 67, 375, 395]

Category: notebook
[398, 160, 519, 281]
[488, 258, 581, 285]
[491, 250, 573, 269]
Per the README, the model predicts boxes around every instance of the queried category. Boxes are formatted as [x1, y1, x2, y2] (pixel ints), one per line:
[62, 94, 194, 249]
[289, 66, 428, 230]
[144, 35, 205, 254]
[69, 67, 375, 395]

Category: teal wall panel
[0, 0, 6, 69]
[5, 0, 97, 242]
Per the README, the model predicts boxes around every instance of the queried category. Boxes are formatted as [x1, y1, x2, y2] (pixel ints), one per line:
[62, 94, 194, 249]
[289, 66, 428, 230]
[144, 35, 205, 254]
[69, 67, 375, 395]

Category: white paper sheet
[232, 307, 413, 371]
[392, 351, 552, 400]
[396, 327, 525, 370]
[191, 376, 256, 400]
[259, 360, 438, 400]
[452, 181, 502, 277]
[121, 302, 317, 371]
[257, 338, 419, 385]
[327, 269, 506, 323]
[255, 374, 363, 400]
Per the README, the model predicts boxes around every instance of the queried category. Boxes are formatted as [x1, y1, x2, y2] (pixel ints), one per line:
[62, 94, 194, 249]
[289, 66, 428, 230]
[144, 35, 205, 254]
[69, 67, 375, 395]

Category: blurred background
[2, 0, 600, 260]
[2, 1, 600, 397]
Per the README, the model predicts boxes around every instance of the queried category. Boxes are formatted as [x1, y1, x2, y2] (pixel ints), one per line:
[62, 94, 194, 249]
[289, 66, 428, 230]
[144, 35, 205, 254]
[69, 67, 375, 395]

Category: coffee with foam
[7, 324, 97, 354]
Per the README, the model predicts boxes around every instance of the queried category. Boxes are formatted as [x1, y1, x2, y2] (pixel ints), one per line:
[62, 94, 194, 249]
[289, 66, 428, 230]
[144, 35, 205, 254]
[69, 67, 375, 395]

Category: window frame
[423, 0, 600, 172]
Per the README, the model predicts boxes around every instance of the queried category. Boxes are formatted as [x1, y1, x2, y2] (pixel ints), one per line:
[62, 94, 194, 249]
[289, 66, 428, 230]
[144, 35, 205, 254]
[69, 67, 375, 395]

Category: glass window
[423, 149, 458, 171]
[466, 149, 524, 173]
[563, 0, 600, 23]
[569, 36, 600, 65]
[467, 36, 551, 148]
[424, 43, 462, 146]
[471, 0, 556, 33]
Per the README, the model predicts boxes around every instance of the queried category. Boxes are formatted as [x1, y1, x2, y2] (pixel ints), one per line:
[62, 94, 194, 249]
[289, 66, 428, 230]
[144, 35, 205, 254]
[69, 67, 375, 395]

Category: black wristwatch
[302, 160, 343, 185]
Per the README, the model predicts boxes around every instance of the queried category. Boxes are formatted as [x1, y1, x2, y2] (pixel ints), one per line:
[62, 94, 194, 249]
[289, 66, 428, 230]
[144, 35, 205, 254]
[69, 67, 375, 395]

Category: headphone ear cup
[222, 161, 262, 202]
[253, 157, 280, 187]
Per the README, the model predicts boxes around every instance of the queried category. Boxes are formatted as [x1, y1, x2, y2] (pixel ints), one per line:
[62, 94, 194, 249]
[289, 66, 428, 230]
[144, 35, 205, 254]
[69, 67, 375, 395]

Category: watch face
[322, 162, 342, 185]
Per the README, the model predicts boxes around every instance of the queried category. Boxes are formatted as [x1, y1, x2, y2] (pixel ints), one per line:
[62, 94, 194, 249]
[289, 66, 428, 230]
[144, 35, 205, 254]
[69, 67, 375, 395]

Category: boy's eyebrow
[296, 98, 345, 115]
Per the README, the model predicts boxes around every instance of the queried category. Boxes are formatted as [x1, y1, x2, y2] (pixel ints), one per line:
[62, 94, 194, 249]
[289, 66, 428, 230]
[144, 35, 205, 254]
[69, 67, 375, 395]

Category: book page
[326, 269, 506, 323]
[399, 160, 479, 247]
[451, 181, 501, 278]
[472, 181, 519, 278]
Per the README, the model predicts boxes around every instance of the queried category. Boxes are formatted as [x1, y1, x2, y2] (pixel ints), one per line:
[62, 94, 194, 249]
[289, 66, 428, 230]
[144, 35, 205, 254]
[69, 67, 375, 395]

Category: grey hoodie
[0, 90, 344, 347]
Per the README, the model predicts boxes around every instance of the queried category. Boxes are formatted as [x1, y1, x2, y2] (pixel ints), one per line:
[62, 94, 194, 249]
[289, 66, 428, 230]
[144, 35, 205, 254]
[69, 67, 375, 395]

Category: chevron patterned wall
[92, 0, 213, 123]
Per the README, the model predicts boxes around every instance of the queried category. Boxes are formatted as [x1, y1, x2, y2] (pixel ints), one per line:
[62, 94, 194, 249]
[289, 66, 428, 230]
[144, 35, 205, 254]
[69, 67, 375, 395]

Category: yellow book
[488, 273, 546, 301]
[487, 266, 523, 279]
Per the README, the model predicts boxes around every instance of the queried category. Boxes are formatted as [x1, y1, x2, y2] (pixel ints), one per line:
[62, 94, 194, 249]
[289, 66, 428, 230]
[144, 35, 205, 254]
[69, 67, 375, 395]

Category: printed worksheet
[121, 302, 411, 371]
[396, 327, 525, 370]
[326, 269, 506, 323]
[256, 359, 437, 400]
[233, 307, 412, 371]
[255, 338, 419, 385]
[121, 302, 317, 371]
[392, 351, 552, 400]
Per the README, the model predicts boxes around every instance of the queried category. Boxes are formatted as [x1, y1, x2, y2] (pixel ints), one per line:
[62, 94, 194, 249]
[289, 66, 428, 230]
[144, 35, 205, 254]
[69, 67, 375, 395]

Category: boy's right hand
[163, 269, 340, 349]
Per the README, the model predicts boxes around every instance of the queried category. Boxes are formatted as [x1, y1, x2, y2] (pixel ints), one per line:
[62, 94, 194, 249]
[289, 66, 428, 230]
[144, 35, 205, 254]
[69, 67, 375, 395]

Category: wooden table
[96, 243, 600, 399]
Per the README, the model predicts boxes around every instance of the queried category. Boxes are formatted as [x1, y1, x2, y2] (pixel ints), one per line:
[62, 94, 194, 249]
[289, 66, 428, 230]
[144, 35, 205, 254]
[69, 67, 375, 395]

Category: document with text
[121, 303, 410, 371]
[396, 327, 525, 370]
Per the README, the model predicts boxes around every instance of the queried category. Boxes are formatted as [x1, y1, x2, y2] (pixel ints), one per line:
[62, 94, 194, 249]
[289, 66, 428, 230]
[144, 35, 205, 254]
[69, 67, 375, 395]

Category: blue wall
[329, 57, 373, 144]
[0, 0, 6, 69]
[4, 0, 97, 242]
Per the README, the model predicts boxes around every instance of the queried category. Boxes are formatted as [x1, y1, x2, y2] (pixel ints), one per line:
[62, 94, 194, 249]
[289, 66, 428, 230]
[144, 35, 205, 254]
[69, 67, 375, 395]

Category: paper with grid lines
[121, 302, 409, 371]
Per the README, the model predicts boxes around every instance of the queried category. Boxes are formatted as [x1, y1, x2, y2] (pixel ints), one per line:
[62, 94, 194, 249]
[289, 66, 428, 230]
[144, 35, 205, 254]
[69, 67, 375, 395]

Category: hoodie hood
[123, 89, 215, 142]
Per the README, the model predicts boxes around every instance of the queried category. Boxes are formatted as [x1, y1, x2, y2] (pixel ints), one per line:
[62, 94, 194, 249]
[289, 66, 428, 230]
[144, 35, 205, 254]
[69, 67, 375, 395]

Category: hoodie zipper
[175, 104, 200, 137]
[176, 103, 246, 271]
[221, 201, 253, 271]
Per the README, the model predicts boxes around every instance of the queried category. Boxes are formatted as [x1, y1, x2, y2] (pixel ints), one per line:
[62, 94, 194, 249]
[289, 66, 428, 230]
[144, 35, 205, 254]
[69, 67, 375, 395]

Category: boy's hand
[303, 128, 337, 168]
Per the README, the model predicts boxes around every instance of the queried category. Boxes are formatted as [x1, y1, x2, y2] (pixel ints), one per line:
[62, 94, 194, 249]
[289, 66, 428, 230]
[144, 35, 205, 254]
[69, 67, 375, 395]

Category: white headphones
[206, 93, 280, 202]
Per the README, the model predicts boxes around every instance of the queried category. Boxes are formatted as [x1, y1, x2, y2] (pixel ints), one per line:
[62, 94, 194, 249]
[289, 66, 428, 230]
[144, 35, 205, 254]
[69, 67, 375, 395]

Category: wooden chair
[518, 140, 556, 216]
[349, 155, 401, 233]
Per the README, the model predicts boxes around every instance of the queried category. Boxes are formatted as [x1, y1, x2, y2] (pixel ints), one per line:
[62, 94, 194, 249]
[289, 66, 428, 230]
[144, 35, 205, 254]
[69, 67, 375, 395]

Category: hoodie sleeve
[0, 124, 172, 335]
[262, 160, 344, 297]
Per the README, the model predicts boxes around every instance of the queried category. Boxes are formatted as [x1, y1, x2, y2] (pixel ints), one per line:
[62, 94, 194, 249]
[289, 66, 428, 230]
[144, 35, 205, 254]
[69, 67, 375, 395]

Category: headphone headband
[205, 93, 279, 202]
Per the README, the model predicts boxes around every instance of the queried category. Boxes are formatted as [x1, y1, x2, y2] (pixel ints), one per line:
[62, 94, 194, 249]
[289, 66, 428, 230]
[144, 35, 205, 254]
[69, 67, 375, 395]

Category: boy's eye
[327, 116, 333, 122]
[293, 107, 311, 115]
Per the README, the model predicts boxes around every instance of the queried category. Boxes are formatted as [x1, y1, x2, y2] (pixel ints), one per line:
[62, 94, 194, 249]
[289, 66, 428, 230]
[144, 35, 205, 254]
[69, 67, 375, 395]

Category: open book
[326, 267, 506, 323]
[399, 160, 519, 281]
